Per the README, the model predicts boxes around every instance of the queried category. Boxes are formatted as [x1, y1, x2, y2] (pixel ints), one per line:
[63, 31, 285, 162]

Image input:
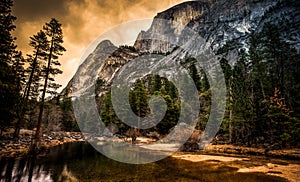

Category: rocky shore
[0, 129, 84, 159]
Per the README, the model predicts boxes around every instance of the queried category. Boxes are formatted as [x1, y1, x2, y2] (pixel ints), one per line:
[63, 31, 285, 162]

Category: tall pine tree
[0, 0, 20, 134]
[33, 18, 65, 148]
[13, 31, 49, 138]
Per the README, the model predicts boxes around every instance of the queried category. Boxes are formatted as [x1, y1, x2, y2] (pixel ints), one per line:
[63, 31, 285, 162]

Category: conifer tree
[0, 0, 20, 133]
[33, 18, 65, 147]
[14, 31, 48, 138]
[129, 79, 149, 129]
[152, 75, 162, 94]
[188, 63, 201, 91]
[231, 50, 252, 144]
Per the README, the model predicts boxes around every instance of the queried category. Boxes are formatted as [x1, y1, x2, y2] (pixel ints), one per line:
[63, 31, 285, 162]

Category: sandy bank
[172, 153, 300, 182]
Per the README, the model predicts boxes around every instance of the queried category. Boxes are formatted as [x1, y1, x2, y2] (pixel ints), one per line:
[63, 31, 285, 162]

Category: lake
[0, 142, 291, 181]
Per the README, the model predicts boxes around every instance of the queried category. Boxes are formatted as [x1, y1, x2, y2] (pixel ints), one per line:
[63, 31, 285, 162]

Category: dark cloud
[13, 0, 68, 22]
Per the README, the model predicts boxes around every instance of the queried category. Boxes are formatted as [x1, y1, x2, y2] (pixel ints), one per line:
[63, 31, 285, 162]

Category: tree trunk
[32, 41, 53, 149]
[14, 50, 39, 139]
[229, 80, 233, 143]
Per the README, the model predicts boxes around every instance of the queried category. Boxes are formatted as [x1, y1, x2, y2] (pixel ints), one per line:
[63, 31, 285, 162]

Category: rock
[267, 163, 275, 169]
[180, 141, 199, 152]
[146, 131, 160, 140]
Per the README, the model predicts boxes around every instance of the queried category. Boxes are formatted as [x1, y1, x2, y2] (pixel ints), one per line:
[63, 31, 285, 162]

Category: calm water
[0, 143, 287, 182]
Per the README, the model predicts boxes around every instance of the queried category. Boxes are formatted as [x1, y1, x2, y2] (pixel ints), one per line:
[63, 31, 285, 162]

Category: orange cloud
[13, 0, 186, 90]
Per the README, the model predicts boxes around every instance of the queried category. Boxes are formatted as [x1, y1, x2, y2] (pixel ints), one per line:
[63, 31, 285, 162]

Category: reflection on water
[0, 154, 51, 182]
[0, 143, 287, 182]
[90, 140, 178, 164]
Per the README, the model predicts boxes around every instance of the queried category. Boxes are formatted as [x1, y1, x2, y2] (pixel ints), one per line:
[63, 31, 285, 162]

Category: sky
[12, 0, 186, 90]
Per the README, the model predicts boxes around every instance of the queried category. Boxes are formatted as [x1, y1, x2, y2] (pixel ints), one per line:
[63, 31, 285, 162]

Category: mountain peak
[95, 40, 115, 52]
[156, 1, 205, 19]
[134, 1, 206, 52]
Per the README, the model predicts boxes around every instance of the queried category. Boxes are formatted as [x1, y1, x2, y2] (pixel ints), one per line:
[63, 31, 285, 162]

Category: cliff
[62, 0, 300, 97]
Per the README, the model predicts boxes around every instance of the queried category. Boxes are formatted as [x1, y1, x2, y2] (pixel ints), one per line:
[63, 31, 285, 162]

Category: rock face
[62, 0, 299, 97]
[61, 40, 118, 97]
[134, 1, 206, 53]
[134, 0, 299, 53]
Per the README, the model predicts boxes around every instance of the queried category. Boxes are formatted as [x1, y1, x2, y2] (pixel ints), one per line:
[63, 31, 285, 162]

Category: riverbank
[0, 129, 84, 159]
[1, 130, 300, 161]
[172, 153, 300, 182]
[1, 142, 296, 182]
[201, 144, 300, 160]
[1, 132, 300, 181]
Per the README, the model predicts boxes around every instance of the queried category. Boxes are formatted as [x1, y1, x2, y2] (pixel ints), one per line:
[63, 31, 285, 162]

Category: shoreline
[1, 130, 300, 160]
[0, 130, 84, 159]
[199, 144, 300, 160]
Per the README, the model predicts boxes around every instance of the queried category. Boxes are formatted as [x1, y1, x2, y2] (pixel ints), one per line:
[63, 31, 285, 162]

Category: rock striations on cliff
[62, 0, 300, 97]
